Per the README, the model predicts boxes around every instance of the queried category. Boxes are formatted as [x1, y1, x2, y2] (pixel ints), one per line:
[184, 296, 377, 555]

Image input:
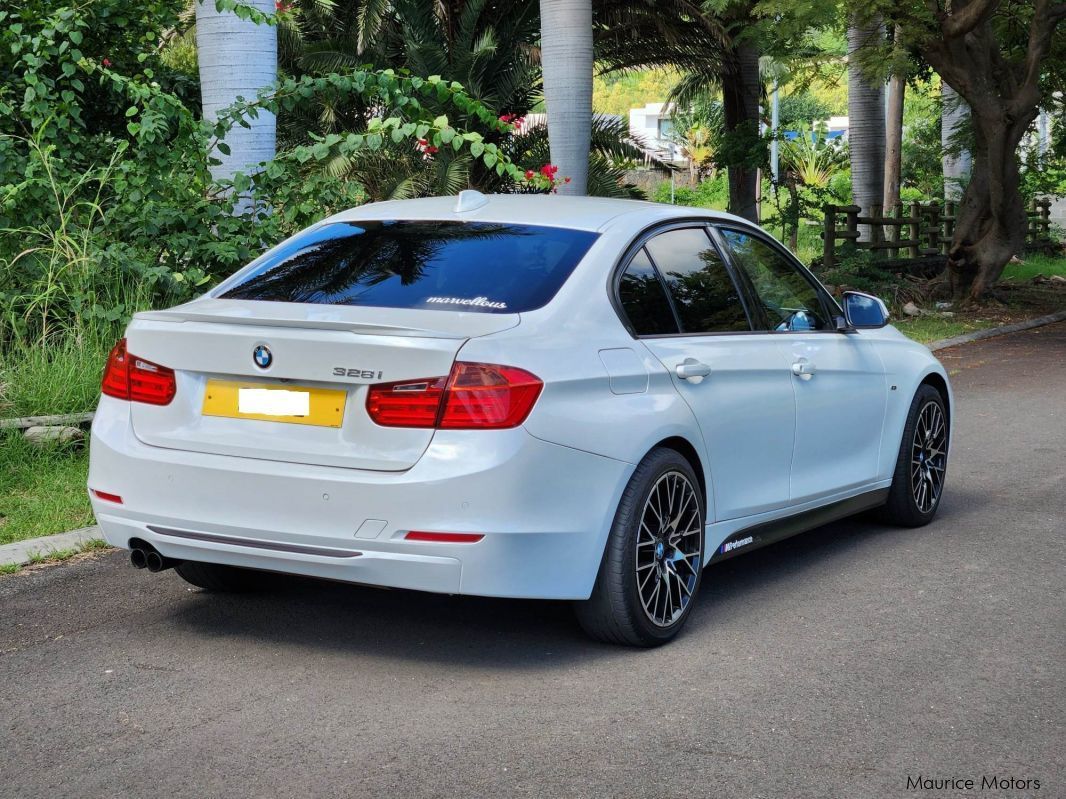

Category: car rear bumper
[88, 397, 633, 599]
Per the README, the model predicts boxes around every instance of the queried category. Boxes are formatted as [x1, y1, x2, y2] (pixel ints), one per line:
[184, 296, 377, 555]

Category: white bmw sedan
[89, 192, 951, 645]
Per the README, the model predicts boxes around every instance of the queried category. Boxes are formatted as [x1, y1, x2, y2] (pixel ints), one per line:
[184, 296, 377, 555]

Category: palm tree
[195, 0, 278, 206]
[540, 0, 594, 195]
[278, 0, 645, 198]
[596, 1, 762, 220]
[846, 15, 885, 242]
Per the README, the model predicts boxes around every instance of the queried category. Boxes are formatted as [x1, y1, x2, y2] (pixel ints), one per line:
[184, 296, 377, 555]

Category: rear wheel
[882, 384, 949, 527]
[575, 448, 705, 646]
[174, 561, 266, 592]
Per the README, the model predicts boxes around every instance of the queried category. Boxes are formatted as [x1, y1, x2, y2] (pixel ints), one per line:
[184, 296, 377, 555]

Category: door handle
[791, 360, 816, 380]
[676, 359, 712, 380]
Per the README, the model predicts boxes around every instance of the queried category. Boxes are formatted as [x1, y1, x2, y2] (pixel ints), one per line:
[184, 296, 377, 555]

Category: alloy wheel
[911, 401, 947, 513]
[635, 471, 702, 627]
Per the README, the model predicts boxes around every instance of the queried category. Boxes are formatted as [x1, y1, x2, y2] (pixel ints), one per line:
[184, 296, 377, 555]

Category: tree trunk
[883, 29, 905, 214]
[720, 41, 761, 223]
[196, 0, 277, 213]
[847, 16, 885, 242]
[946, 102, 1033, 301]
[941, 82, 971, 202]
[540, 0, 593, 195]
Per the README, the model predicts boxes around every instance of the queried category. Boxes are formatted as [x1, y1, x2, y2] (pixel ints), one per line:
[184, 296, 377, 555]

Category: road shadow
[163, 488, 982, 666]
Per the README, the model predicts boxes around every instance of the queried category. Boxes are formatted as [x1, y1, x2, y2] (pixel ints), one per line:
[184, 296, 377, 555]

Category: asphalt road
[2, 324, 1064, 799]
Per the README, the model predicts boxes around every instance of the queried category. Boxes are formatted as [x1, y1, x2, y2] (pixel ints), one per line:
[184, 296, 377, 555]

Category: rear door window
[618, 248, 680, 335]
[220, 220, 599, 313]
[644, 227, 751, 333]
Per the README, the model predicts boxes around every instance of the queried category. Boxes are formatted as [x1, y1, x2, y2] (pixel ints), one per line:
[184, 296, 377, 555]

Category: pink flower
[499, 114, 513, 124]
[102, 58, 112, 67]
[524, 169, 535, 180]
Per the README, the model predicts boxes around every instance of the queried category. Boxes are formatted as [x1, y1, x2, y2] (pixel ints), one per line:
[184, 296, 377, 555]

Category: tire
[174, 560, 267, 592]
[575, 447, 706, 647]
[881, 384, 949, 527]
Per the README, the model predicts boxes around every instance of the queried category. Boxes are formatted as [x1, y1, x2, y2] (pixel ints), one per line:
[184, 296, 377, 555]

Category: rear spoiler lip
[133, 309, 467, 339]
[133, 301, 522, 340]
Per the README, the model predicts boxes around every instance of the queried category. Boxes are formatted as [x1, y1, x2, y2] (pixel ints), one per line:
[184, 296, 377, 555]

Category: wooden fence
[820, 198, 1056, 270]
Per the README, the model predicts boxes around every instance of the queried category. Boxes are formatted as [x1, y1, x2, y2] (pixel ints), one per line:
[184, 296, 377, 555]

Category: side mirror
[842, 291, 890, 329]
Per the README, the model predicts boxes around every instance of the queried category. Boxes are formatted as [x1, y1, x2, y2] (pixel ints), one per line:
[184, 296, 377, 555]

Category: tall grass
[0, 337, 112, 417]
[0, 429, 93, 545]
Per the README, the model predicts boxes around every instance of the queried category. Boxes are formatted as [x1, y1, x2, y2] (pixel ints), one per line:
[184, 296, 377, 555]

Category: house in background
[628, 102, 686, 165]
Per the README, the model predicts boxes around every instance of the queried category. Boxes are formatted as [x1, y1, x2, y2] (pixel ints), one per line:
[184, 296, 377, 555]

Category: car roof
[325, 193, 752, 233]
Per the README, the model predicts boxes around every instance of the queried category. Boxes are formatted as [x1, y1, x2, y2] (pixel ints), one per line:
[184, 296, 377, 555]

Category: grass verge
[893, 258, 1066, 344]
[0, 337, 111, 418]
[0, 430, 93, 546]
[0, 538, 111, 576]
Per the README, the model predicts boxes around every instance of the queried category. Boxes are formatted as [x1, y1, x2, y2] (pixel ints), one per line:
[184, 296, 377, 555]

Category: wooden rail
[820, 198, 1055, 270]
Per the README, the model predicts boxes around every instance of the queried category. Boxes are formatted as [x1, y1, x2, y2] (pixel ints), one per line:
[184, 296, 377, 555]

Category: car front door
[714, 226, 888, 505]
[616, 225, 796, 521]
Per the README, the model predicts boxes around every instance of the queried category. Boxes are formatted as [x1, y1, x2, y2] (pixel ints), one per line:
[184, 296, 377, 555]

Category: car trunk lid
[125, 300, 519, 471]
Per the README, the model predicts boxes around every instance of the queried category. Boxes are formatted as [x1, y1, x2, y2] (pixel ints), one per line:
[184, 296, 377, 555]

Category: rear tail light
[90, 489, 123, 504]
[366, 362, 542, 429]
[101, 338, 177, 406]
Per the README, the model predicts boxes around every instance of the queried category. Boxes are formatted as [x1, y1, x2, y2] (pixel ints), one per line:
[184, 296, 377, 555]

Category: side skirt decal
[709, 488, 890, 563]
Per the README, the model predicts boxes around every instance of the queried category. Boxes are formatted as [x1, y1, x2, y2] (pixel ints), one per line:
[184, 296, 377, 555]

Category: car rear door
[714, 226, 887, 504]
[618, 225, 796, 521]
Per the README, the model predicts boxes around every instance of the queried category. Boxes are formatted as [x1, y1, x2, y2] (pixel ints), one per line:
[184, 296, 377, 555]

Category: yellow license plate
[202, 380, 346, 427]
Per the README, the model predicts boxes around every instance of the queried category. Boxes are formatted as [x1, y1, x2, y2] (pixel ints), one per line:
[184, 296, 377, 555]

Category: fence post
[869, 204, 883, 252]
[887, 204, 901, 259]
[845, 206, 859, 251]
[822, 205, 836, 270]
[944, 201, 955, 254]
[908, 201, 921, 258]
[927, 201, 941, 254]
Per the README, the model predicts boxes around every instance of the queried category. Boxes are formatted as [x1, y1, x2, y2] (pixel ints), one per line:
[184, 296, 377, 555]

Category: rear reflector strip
[90, 489, 123, 504]
[404, 531, 484, 544]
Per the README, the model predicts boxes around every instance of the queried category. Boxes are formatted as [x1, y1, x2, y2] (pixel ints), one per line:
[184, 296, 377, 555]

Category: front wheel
[882, 384, 949, 527]
[575, 448, 705, 646]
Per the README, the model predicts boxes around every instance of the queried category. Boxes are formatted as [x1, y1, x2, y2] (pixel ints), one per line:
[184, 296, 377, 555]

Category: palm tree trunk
[196, 0, 277, 211]
[847, 15, 885, 242]
[720, 41, 761, 223]
[883, 26, 905, 215]
[540, 0, 593, 195]
[941, 82, 971, 202]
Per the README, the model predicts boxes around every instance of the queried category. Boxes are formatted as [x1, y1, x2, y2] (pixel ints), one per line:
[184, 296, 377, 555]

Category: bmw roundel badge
[253, 344, 273, 369]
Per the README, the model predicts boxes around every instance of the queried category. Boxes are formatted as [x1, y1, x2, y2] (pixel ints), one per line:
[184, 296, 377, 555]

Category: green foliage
[281, 0, 642, 198]
[0, 0, 542, 349]
[0, 429, 93, 545]
[653, 174, 729, 209]
[593, 69, 679, 117]
[0, 336, 112, 418]
[777, 92, 831, 130]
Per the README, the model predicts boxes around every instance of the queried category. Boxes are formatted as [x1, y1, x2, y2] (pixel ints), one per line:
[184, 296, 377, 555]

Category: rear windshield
[219, 220, 599, 313]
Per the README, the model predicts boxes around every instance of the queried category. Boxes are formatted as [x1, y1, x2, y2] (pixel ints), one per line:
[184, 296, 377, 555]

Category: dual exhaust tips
[129, 543, 179, 573]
